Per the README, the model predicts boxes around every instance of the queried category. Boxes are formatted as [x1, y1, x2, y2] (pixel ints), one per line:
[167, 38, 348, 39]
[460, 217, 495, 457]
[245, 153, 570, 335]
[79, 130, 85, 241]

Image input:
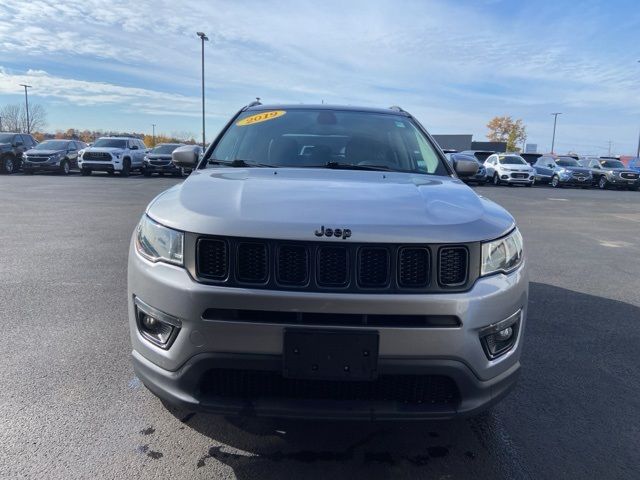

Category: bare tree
[0, 104, 22, 132]
[0, 103, 47, 133]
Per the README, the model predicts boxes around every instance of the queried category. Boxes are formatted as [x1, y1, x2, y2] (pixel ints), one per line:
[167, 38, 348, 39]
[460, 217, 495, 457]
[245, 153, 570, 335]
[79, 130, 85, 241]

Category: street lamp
[550, 112, 562, 154]
[196, 32, 209, 148]
[19, 84, 32, 134]
[636, 61, 640, 157]
[152, 123, 156, 147]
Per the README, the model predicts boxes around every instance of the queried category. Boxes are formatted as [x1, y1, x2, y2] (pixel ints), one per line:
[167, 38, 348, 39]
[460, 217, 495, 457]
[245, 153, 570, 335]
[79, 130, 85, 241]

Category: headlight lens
[135, 215, 183, 266]
[481, 228, 524, 276]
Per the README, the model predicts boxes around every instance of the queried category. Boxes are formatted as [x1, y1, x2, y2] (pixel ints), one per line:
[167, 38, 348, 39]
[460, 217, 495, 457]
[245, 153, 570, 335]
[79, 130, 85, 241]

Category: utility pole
[607, 140, 613, 156]
[0, 116, 3, 132]
[19, 84, 32, 134]
[196, 32, 209, 148]
[636, 129, 640, 158]
[152, 123, 156, 147]
[550, 112, 562, 154]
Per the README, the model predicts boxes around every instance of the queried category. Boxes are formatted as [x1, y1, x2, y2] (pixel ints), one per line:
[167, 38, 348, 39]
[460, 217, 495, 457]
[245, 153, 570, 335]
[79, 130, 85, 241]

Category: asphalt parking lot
[1, 174, 639, 479]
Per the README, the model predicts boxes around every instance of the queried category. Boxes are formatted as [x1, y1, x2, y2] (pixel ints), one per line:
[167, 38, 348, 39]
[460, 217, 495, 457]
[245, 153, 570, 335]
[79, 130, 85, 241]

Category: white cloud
[0, 0, 638, 153]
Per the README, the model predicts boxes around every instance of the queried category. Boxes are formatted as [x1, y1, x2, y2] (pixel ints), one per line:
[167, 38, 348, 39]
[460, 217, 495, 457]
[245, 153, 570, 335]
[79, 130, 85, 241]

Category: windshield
[0, 133, 15, 143]
[600, 160, 624, 169]
[557, 158, 579, 167]
[33, 140, 69, 150]
[93, 139, 127, 148]
[499, 156, 526, 165]
[209, 109, 448, 175]
[152, 144, 181, 154]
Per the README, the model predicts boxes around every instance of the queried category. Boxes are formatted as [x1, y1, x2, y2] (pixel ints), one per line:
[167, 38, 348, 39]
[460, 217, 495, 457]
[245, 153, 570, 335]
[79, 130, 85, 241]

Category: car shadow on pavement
[162, 282, 640, 479]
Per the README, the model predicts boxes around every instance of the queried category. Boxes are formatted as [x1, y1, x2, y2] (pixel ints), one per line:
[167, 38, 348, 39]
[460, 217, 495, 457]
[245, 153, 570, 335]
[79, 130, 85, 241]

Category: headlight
[113, 152, 122, 158]
[78, 149, 85, 157]
[143, 156, 149, 162]
[135, 215, 184, 266]
[50, 153, 62, 160]
[481, 228, 524, 276]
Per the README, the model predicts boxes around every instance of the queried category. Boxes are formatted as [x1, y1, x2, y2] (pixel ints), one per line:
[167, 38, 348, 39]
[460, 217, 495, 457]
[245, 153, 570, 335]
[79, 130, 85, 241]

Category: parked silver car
[128, 104, 528, 420]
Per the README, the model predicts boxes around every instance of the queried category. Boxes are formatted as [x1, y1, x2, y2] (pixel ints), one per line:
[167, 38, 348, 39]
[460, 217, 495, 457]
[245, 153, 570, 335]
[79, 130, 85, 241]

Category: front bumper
[559, 176, 592, 186]
[128, 241, 528, 419]
[22, 160, 61, 171]
[501, 173, 534, 184]
[144, 162, 180, 173]
[79, 159, 121, 171]
[605, 176, 640, 186]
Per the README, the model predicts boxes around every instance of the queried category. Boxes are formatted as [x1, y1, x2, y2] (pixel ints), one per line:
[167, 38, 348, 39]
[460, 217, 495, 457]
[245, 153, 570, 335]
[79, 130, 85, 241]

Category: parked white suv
[78, 137, 147, 176]
[484, 153, 535, 186]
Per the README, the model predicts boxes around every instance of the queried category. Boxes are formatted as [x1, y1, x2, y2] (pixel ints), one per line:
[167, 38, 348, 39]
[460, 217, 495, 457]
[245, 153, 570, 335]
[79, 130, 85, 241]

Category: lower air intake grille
[237, 242, 268, 283]
[200, 369, 460, 406]
[438, 247, 468, 287]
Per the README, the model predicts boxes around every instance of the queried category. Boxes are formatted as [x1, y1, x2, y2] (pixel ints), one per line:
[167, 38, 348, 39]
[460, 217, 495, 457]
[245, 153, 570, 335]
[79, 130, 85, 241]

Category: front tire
[551, 175, 561, 188]
[120, 159, 130, 177]
[493, 173, 501, 186]
[59, 160, 70, 175]
[1, 155, 16, 174]
[598, 176, 608, 190]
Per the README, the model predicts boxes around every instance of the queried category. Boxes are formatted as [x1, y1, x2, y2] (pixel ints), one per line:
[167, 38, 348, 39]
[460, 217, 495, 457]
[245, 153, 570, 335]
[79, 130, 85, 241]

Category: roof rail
[244, 97, 262, 109]
[389, 105, 407, 113]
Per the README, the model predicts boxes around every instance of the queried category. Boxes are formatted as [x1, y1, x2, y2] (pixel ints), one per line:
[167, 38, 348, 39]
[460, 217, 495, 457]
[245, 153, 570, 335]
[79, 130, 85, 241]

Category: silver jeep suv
[128, 104, 528, 420]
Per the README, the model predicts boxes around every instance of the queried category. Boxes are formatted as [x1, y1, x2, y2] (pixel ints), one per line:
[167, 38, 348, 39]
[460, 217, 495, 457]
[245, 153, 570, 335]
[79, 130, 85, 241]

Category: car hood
[25, 149, 64, 155]
[147, 169, 515, 243]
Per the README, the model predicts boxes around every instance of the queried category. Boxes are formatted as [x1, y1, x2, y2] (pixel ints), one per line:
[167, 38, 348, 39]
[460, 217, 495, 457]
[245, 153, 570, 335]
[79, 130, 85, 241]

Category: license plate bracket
[283, 329, 379, 381]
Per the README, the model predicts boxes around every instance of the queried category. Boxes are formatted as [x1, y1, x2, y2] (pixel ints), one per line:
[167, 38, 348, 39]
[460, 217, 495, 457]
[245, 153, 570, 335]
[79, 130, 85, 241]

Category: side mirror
[172, 145, 200, 168]
[14, 141, 23, 147]
[130, 145, 139, 150]
[454, 159, 479, 177]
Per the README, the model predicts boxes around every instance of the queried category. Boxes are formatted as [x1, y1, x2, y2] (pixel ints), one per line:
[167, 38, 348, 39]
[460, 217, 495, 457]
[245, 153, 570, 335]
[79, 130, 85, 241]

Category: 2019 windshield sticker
[236, 110, 286, 126]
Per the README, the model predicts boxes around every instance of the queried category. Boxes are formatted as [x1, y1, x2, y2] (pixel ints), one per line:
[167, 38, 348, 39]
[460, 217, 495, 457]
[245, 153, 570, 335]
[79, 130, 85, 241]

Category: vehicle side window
[68, 141, 77, 150]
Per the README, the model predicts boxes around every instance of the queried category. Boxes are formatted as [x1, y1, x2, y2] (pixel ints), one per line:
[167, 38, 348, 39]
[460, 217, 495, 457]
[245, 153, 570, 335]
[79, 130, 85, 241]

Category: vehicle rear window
[210, 109, 448, 175]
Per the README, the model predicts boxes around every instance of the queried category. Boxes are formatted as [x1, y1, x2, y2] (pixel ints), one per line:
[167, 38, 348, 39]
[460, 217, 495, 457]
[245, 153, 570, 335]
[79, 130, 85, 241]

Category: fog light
[501, 175, 509, 179]
[134, 297, 181, 349]
[480, 310, 521, 359]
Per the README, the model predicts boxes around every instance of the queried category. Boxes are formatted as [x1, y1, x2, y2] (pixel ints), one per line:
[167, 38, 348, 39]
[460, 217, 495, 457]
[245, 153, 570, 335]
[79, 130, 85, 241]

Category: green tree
[486, 116, 527, 152]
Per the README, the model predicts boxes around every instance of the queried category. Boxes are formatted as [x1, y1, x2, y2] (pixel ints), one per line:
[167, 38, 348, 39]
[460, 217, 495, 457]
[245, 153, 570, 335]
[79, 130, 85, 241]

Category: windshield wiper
[208, 158, 277, 168]
[317, 161, 396, 172]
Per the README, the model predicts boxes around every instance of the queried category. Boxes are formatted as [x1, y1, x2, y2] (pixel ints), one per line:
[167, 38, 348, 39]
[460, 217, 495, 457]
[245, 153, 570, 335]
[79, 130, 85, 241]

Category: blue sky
[0, 0, 638, 154]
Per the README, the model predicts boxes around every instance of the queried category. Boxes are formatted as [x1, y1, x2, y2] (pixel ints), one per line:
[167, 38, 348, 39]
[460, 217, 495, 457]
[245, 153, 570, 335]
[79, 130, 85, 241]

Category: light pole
[152, 123, 156, 147]
[636, 61, 640, 157]
[550, 112, 562, 154]
[19, 84, 32, 134]
[196, 32, 209, 148]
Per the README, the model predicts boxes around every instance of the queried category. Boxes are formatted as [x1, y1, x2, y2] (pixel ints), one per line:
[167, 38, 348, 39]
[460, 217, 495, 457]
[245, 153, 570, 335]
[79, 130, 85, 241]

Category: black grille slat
[317, 247, 348, 287]
[438, 247, 468, 287]
[358, 248, 389, 287]
[197, 239, 229, 280]
[621, 172, 638, 179]
[237, 242, 268, 283]
[277, 245, 309, 286]
[398, 247, 430, 287]
[201, 369, 460, 406]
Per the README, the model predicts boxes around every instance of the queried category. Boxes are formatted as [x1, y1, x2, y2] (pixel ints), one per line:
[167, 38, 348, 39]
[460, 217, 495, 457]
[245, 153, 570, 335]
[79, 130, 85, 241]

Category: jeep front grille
[193, 236, 477, 293]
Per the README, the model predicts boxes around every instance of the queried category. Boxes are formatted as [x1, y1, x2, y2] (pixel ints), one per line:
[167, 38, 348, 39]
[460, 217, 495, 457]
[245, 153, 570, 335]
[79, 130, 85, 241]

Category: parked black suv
[22, 139, 88, 175]
[579, 158, 640, 190]
[0, 133, 38, 174]
[142, 143, 198, 177]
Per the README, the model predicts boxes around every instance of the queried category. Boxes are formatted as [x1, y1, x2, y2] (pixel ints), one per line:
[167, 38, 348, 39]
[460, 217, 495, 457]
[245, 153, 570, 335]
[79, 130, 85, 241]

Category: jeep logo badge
[314, 225, 352, 239]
